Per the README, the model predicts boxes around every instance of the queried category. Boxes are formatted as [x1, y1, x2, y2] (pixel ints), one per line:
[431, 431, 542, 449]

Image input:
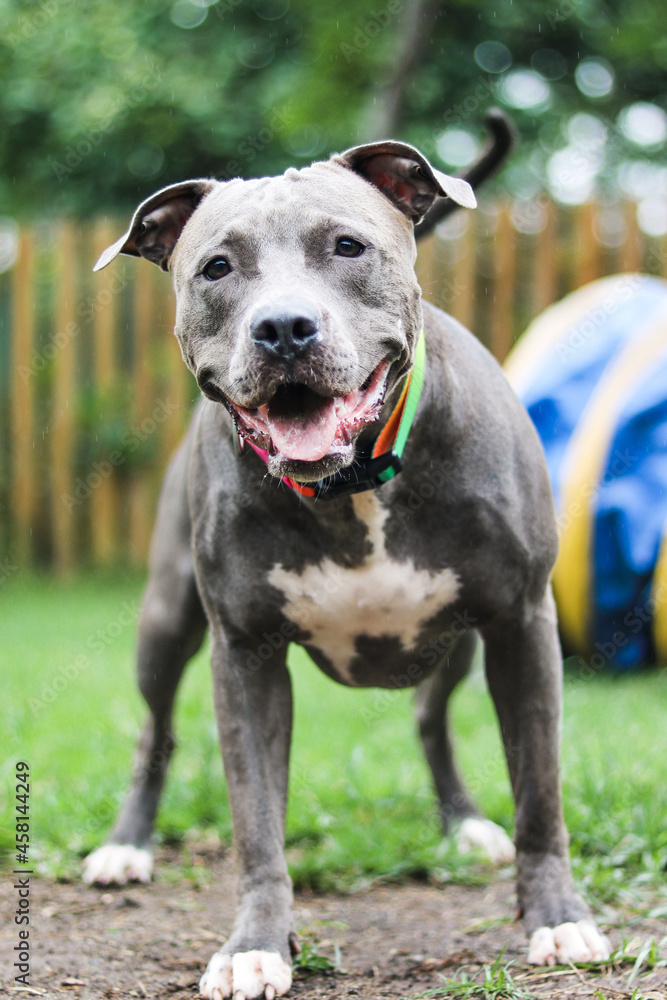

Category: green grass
[421, 951, 540, 999]
[420, 938, 667, 1000]
[1, 573, 667, 915]
[416, 937, 667, 998]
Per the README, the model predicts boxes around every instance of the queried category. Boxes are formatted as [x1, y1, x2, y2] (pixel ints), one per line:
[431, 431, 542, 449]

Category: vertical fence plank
[415, 233, 437, 305]
[533, 200, 558, 315]
[10, 231, 37, 567]
[450, 218, 475, 331]
[50, 222, 77, 574]
[90, 220, 120, 565]
[620, 202, 642, 273]
[158, 276, 189, 463]
[162, 306, 191, 462]
[574, 203, 600, 289]
[491, 206, 517, 363]
[128, 263, 155, 564]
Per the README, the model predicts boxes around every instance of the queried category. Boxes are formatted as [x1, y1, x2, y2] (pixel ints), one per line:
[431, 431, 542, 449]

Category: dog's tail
[415, 109, 516, 241]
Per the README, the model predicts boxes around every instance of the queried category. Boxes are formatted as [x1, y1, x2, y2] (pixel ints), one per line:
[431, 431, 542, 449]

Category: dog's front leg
[200, 630, 294, 1000]
[482, 586, 610, 966]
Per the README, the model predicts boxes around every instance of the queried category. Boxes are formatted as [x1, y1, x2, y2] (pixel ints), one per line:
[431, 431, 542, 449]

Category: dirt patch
[1, 849, 665, 1000]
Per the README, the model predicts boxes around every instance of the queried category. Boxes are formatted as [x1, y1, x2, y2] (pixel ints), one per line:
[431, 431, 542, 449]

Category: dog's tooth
[335, 396, 352, 421]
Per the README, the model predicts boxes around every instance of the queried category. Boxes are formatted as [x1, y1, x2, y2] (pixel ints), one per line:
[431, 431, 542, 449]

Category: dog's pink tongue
[267, 397, 338, 462]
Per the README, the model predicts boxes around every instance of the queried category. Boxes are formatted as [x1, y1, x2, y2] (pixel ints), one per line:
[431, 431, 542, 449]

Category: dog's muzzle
[228, 358, 390, 463]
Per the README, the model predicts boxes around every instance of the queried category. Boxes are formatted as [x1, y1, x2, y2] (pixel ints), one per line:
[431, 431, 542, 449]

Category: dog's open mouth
[228, 359, 389, 464]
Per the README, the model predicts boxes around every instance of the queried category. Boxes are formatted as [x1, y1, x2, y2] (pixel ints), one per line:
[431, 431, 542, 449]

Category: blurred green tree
[1, 0, 665, 216]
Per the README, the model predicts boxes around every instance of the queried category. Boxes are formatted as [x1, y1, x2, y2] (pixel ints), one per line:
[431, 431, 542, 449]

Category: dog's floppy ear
[93, 179, 217, 272]
[333, 141, 476, 222]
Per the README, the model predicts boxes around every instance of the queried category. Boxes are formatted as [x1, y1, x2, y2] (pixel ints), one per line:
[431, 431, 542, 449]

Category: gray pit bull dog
[83, 134, 610, 998]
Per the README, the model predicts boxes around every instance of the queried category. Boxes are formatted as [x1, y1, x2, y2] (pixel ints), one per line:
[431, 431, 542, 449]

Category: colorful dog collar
[244, 329, 426, 500]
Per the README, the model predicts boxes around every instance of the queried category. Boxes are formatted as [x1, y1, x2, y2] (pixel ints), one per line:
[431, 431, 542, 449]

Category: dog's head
[95, 143, 475, 482]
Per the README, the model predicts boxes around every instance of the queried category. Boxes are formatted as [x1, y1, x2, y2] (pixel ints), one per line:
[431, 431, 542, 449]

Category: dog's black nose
[250, 301, 321, 360]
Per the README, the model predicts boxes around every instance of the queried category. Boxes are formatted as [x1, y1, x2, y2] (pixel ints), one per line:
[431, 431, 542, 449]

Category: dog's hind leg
[415, 628, 515, 864]
[83, 429, 207, 885]
[483, 587, 609, 962]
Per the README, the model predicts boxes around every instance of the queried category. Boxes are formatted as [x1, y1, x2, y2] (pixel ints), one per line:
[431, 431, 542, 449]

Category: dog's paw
[528, 920, 610, 966]
[82, 844, 153, 885]
[455, 817, 515, 865]
[199, 950, 292, 1000]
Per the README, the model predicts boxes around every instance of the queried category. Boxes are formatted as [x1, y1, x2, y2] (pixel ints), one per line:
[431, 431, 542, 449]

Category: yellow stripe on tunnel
[650, 522, 667, 664]
[554, 315, 667, 653]
[504, 275, 640, 395]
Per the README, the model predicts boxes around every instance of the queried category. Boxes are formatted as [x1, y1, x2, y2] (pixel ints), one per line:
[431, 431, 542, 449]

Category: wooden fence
[0, 200, 665, 573]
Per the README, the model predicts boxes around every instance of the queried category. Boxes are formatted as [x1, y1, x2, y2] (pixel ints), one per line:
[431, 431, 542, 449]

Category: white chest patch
[268, 492, 459, 683]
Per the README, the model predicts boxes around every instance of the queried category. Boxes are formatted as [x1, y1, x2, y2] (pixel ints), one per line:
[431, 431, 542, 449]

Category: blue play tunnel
[504, 274, 667, 670]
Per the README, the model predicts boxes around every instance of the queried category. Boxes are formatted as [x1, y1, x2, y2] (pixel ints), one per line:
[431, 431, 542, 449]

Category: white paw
[82, 844, 153, 885]
[455, 817, 516, 864]
[528, 920, 610, 966]
[199, 950, 291, 1000]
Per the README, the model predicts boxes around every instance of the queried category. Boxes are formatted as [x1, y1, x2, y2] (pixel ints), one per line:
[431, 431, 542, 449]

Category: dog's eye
[203, 257, 231, 280]
[335, 237, 365, 258]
